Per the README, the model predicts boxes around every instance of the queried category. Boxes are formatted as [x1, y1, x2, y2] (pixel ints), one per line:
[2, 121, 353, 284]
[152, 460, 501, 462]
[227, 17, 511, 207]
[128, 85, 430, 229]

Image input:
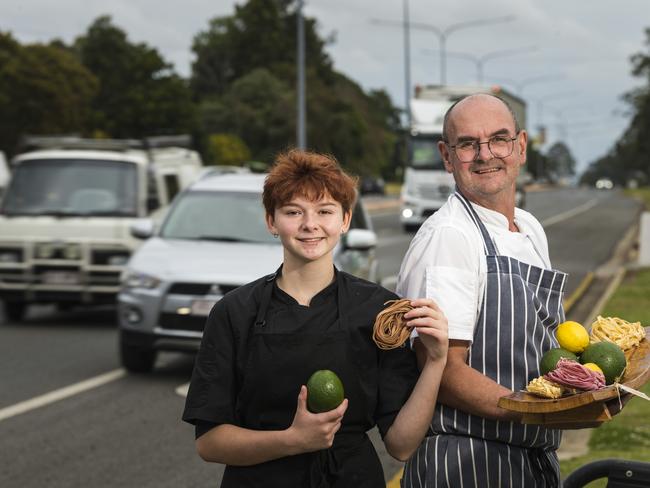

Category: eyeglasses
[447, 133, 519, 163]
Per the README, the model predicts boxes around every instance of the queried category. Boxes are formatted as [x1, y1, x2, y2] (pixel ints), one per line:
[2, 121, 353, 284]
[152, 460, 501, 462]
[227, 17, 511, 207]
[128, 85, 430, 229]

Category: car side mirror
[130, 219, 155, 239]
[344, 229, 377, 251]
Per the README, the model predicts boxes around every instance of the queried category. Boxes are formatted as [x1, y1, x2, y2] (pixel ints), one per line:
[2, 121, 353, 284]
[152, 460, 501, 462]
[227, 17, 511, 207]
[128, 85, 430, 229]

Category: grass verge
[624, 187, 650, 210]
[559, 267, 650, 486]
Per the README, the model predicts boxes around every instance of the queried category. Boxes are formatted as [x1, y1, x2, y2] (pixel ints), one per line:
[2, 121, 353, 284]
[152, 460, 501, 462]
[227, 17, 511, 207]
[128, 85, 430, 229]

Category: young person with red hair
[183, 149, 448, 487]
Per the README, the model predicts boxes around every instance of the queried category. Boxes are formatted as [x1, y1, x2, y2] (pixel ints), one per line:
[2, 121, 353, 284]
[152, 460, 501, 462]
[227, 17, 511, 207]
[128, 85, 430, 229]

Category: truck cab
[0, 136, 202, 321]
[400, 98, 455, 232]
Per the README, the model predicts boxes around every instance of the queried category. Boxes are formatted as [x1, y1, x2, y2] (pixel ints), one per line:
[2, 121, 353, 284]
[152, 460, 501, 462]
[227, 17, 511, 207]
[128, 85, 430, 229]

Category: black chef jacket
[182, 268, 419, 487]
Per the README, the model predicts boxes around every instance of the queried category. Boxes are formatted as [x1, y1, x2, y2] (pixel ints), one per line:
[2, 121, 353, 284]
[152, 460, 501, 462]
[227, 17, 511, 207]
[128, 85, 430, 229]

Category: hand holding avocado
[286, 370, 348, 453]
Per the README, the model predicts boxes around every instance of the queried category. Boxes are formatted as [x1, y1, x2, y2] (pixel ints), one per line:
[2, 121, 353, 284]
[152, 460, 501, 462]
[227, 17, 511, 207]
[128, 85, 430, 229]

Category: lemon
[582, 362, 604, 375]
[556, 321, 590, 354]
[306, 369, 344, 413]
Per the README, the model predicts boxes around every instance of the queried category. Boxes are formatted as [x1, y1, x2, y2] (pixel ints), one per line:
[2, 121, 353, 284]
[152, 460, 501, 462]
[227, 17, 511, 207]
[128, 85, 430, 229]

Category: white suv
[118, 172, 379, 372]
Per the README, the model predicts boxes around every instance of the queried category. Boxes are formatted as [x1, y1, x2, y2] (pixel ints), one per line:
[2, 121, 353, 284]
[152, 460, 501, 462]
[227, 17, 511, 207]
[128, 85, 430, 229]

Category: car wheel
[4, 301, 26, 322]
[120, 336, 157, 373]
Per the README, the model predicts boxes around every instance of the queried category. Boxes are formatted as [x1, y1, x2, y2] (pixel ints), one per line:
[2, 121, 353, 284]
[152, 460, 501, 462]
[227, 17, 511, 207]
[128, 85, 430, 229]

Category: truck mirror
[345, 229, 377, 251]
[130, 219, 155, 239]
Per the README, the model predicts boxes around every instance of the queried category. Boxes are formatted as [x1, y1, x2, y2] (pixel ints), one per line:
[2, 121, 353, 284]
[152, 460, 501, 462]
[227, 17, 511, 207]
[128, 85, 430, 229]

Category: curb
[564, 272, 594, 314]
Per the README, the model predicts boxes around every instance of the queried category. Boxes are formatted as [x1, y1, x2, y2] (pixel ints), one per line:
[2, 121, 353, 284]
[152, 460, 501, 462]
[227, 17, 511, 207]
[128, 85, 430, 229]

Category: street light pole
[424, 46, 538, 84]
[408, 15, 515, 85]
[372, 15, 515, 86]
[296, 0, 306, 150]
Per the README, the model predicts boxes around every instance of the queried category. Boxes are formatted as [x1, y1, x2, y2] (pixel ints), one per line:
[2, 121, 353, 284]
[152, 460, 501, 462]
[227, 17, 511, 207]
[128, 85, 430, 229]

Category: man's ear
[517, 130, 528, 164]
[439, 140, 453, 173]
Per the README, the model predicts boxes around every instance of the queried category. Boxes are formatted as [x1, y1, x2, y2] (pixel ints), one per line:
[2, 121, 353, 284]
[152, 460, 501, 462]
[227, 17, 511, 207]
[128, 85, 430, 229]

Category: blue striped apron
[403, 192, 568, 488]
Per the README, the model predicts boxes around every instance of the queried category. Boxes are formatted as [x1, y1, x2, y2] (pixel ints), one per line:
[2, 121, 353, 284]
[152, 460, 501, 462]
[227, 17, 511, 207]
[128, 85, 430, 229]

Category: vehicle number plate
[42, 271, 81, 285]
[191, 299, 217, 316]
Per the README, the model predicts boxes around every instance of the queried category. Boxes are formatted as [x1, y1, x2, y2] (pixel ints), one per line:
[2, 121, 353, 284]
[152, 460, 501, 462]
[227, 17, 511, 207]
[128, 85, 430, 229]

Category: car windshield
[160, 190, 277, 244]
[1, 158, 138, 217]
[410, 135, 445, 170]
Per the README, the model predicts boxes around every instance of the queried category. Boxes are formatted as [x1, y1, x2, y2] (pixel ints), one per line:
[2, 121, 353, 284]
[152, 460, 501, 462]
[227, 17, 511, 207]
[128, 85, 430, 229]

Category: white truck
[0, 136, 202, 321]
[400, 84, 527, 231]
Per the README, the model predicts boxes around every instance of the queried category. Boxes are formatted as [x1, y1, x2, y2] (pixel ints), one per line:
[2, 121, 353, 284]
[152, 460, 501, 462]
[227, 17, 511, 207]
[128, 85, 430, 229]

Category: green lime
[580, 342, 627, 384]
[539, 347, 578, 375]
[306, 369, 344, 413]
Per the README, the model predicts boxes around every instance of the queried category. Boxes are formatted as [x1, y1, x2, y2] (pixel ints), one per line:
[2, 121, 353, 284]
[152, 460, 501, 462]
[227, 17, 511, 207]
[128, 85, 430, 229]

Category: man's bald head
[442, 93, 521, 142]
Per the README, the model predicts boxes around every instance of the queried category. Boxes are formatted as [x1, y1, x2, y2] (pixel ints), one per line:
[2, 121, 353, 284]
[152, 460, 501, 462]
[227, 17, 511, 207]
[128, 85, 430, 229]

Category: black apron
[221, 270, 386, 488]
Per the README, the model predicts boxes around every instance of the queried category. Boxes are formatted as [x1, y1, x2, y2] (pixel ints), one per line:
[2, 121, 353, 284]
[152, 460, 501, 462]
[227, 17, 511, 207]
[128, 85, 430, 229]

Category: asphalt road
[0, 187, 642, 487]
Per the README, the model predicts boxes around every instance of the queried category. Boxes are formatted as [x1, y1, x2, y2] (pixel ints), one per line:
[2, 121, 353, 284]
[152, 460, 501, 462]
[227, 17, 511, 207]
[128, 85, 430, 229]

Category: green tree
[199, 68, 294, 162]
[582, 27, 650, 185]
[526, 141, 548, 181]
[74, 16, 195, 138]
[205, 133, 251, 165]
[190, 0, 399, 176]
[546, 141, 576, 179]
[0, 33, 98, 155]
[191, 0, 331, 100]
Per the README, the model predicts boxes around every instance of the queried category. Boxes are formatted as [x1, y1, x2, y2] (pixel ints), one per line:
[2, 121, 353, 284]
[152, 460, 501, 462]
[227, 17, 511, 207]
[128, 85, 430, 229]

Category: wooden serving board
[498, 327, 650, 416]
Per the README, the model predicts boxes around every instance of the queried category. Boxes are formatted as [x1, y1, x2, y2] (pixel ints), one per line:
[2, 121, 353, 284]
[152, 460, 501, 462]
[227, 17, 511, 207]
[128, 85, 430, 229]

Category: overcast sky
[3, 1, 649, 174]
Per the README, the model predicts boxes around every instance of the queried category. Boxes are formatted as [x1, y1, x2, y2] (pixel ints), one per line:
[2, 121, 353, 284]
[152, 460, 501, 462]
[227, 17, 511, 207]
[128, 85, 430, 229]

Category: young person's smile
[267, 195, 350, 264]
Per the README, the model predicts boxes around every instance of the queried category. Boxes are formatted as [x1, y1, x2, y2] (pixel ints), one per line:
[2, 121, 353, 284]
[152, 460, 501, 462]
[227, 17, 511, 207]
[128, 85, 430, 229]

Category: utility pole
[403, 0, 412, 130]
[296, 0, 306, 150]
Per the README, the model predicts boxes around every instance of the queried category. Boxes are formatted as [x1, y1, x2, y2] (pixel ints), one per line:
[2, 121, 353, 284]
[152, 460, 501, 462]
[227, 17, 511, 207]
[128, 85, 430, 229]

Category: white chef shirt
[396, 194, 552, 343]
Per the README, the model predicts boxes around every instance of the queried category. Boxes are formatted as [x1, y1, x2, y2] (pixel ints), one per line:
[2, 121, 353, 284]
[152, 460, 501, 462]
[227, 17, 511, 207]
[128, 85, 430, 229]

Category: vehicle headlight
[122, 270, 161, 290]
[36, 243, 55, 259]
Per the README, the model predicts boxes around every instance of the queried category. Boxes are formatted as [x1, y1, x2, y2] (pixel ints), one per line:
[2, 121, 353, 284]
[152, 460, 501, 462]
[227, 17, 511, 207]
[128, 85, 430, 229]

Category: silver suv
[118, 172, 379, 372]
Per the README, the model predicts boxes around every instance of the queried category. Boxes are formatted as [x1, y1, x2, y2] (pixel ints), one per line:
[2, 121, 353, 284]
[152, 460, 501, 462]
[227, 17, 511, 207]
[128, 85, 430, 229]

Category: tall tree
[74, 16, 195, 138]
[0, 33, 98, 155]
[190, 0, 400, 176]
[546, 141, 576, 179]
[582, 27, 650, 185]
[191, 0, 331, 100]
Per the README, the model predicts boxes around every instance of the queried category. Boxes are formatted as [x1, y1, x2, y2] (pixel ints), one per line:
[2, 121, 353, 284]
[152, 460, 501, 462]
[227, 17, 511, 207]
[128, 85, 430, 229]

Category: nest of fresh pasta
[372, 299, 413, 350]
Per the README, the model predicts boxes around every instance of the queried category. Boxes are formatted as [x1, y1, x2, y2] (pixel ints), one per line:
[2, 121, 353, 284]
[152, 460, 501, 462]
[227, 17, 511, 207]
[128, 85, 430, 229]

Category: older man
[397, 93, 566, 487]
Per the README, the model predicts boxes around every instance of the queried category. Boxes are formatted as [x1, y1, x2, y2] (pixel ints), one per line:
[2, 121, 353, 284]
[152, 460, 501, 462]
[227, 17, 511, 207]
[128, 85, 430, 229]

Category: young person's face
[266, 194, 351, 265]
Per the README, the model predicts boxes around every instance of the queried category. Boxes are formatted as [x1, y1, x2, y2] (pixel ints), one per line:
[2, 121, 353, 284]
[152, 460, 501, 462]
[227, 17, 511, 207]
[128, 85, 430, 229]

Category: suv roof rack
[20, 135, 193, 152]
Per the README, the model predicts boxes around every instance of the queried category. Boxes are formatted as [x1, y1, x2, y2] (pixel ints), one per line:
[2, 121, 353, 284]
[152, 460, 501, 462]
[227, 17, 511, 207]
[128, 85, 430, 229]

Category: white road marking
[540, 199, 598, 228]
[176, 382, 190, 398]
[0, 368, 126, 422]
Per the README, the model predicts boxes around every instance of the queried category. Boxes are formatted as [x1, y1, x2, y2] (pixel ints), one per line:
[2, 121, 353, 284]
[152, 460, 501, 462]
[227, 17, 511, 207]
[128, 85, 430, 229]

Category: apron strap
[254, 271, 278, 327]
[454, 190, 498, 256]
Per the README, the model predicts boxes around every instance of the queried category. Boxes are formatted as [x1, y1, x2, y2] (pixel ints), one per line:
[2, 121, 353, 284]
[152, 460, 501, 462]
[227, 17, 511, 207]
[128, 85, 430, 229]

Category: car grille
[159, 312, 207, 332]
[168, 283, 240, 295]
[91, 249, 130, 265]
[415, 183, 453, 200]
